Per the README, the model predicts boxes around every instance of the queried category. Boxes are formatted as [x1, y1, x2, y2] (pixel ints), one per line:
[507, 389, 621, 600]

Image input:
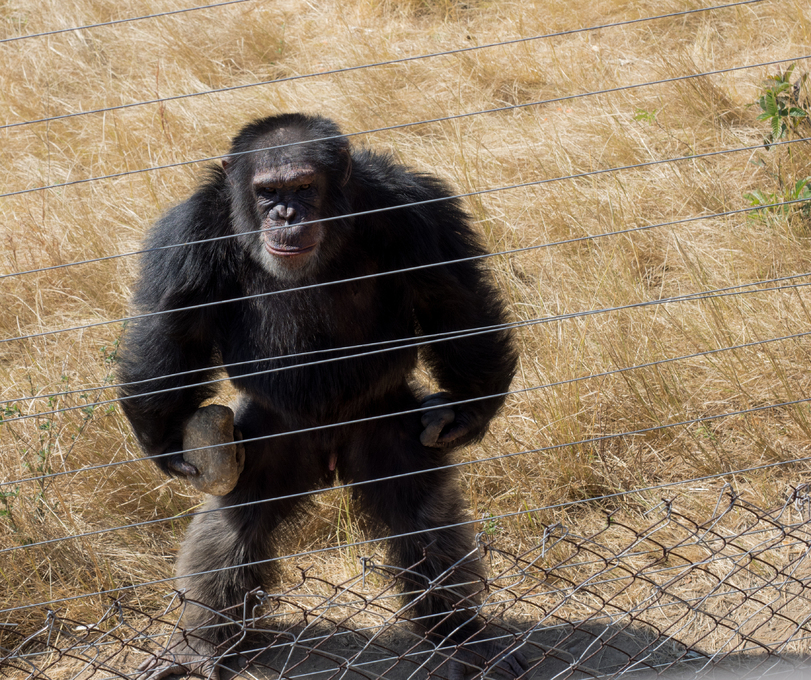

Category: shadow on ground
[215, 619, 810, 680]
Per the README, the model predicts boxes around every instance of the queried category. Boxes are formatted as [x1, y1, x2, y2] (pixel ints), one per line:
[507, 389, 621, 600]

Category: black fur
[118, 113, 519, 677]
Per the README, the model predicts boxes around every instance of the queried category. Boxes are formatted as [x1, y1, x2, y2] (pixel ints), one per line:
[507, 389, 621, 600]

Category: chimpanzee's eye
[299, 184, 311, 191]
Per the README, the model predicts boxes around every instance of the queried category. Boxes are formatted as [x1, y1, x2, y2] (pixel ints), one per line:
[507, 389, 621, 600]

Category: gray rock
[181, 404, 245, 496]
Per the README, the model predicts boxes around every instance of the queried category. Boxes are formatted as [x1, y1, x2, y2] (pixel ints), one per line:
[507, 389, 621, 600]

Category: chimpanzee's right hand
[419, 392, 486, 449]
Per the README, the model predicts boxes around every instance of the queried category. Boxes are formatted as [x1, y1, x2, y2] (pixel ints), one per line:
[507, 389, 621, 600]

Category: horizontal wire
[0, 331, 811, 568]
[3, 134, 810, 350]
[0, 135, 809, 290]
[3, 270, 810, 431]
[0, 314, 499, 410]
[7, 191, 811, 415]
[3, 194, 811, 410]
[20, 498, 811, 636]
[3, 381, 810, 556]
[0, 284, 807, 608]
[1, 3, 807, 631]
[2, 275, 810, 491]
[1, 53, 807, 203]
[0, 55, 804, 305]
[0, 0, 765, 130]
[2, 444, 810, 614]
[0, 0, 254, 44]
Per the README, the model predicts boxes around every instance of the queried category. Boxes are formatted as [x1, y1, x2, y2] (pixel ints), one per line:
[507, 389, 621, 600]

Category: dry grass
[1, 0, 811, 650]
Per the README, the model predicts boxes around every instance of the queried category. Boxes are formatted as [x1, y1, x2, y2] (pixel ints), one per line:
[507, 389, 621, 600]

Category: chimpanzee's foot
[137, 634, 222, 680]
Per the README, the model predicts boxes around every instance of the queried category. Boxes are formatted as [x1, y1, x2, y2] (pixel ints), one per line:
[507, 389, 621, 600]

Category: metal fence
[2, 2, 811, 679]
[3, 484, 811, 679]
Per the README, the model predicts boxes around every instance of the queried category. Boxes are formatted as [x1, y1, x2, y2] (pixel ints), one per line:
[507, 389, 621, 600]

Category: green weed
[753, 64, 808, 144]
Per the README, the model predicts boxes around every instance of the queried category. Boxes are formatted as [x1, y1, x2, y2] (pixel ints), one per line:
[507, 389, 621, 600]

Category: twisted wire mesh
[3, 485, 810, 679]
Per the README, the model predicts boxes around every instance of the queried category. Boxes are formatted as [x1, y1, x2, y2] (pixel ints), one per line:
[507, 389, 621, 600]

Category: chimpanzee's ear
[221, 157, 232, 173]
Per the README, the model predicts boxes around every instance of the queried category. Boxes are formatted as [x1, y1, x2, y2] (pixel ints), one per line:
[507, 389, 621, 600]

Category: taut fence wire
[3, 268, 811, 428]
[3, 1, 811, 678]
[0, 0, 769, 127]
[3, 56, 808, 201]
[0, 0, 255, 44]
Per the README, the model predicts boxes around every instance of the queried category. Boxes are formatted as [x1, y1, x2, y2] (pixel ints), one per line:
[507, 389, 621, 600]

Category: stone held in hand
[181, 404, 245, 496]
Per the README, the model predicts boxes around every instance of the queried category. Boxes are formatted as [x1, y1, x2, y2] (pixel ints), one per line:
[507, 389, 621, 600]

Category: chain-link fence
[3, 484, 810, 680]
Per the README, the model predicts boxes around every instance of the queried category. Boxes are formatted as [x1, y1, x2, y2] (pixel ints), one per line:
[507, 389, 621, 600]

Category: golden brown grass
[1, 0, 811, 654]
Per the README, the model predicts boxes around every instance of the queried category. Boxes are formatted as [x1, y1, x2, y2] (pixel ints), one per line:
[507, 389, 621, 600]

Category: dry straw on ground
[1, 0, 811, 669]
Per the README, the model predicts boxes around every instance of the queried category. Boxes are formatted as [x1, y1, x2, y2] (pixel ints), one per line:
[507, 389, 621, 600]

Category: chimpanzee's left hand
[419, 392, 481, 448]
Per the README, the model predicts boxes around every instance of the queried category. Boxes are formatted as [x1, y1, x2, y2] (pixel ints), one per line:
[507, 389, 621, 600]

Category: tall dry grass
[1, 0, 810, 644]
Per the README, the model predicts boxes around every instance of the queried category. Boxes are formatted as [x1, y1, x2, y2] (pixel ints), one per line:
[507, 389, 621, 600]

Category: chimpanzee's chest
[217, 276, 418, 420]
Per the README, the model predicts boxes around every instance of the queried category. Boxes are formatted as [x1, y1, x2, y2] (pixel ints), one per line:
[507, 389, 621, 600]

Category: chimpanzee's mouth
[265, 242, 317, 257]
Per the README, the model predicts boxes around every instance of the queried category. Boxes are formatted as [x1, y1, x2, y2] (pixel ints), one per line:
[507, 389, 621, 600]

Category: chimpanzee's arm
[117, 175, 232, 476]
[392, 173, 517, 447]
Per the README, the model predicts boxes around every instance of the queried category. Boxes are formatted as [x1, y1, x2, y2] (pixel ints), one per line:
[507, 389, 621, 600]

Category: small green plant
[744, 177, 811, 220]
[695, 423, 718, 443]
[480, 510, 501, 537]
[744, 64, 811, 224]
[632, 108, 657, 124]
[81, 394, 96, 418]
[0, 486, 20, 531]
[1, 404, 21, 420]
[753, 64, 808, 144]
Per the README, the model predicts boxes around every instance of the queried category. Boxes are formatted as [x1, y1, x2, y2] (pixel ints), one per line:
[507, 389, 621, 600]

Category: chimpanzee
[118, 113, 523, 679]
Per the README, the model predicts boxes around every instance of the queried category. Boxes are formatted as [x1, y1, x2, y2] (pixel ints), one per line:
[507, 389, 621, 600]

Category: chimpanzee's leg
[338, 389, 526, 677]
[139, 399, 331, 680]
